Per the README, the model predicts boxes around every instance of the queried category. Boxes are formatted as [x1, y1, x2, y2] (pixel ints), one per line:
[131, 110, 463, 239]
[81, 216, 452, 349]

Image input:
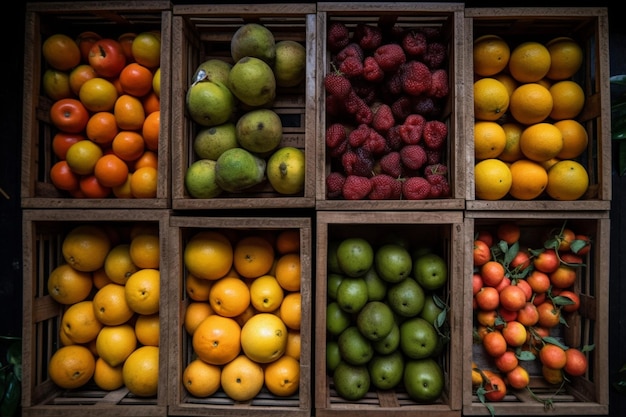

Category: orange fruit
[52, 132, 85, 160]
[473, 77, 510, 121]
[473, 239, 491, 266]
[494, 350, 519, 373]
[275, 229, 300, 255]
[184, 301, 214, 335]
[93, 267, 114, 289]
[184, 231, 233, 280]
[142, 91, 160, 114]
[473, 34, 510, 77]
[499, 122, 524, 162]
[564, 347, 588, 377]
[536, 300, 561, 328]
[546, 160, 589, 201]
[152, 67, 161, 97]
[77, 174, 112, 198]
[475, 286, 500, 311]
[118, 32, 137, 62]
[471, 362, 483, 387]
[50, 98, 89, 133]
[539, 344, 567, 369]
[125, 268, 160, 315]
[79, 77, 119, 112]
[249, 274, 284, 313]
[520, 122, 564, 162]
[285, 329, 301, 361]
[76, 31, 102, 62]
[209, 276, 251, 318]
[114, 94, 146, 131]
[182, 358, 222, 397]
[92, 282, 135, 326]
[233, 235, 276, 279]
[527, 270, 551, 294]
[47, 263, 93, 305]
[93, 356, 124, 391]
[549, 265, 577, 289]
[133, 150, 158, 171]
[62, 224, 111, 272]
[65, 140, 104, 176]
[119, 62, 154, 97]
[481, 260, 506, 287]
[240, 312, 288, 363]
[192, 314, 241, 365]
[130, 166, 158, 198]
[131, 32, 161, 68]
[508, 159, 548, 200]
[69, 64, 98, 96]
[129, 233, 160, 269]
[186, 273, 213, 301]
[142, 111, 160, 152]
[42, 33, 81, 71]
[104, 243, 139, 285]
[482, 330, 507, 357]
[264, 354, 300, 397]
[50, 160, 80, 191]
[499, 285, 527, 313]
[61, 300, 103, 344]
[112, 130, 145, 162]
[86, 111, 119, 146]
[135, 313, 160, 346]
[542, 364, 564, 384]
[554, 119, 588, 159]
[274, 252, 301, 292]
[549, 80, 585, 120]
[122, 345, 159, 397]
[493, 72, 518, 98]
[474, 158, 512, 200]
[508, 41, 551, 83]
[94, 153, 129, 188]
[48, 345, 95, 389]
[220, 354, 264, 401]
[506, 365, 530, 389]
[96, 323, 137, 367]
[546, 37, 583, 81]
[280, 291, 301, 330]
[42, 68, 72, 101]
[509, 83, 553, 125]
[474, 121, 506, 160]
[112, 174, 133, 198]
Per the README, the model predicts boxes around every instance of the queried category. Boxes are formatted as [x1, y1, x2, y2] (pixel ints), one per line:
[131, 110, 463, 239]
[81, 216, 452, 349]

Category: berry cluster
[324, 21, 451, 200]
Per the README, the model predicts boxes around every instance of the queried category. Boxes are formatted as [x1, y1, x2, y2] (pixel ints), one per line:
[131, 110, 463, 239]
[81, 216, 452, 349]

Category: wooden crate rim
[318, 2, 464, 13]
[465, 6, 607, 17]
[26, 0, 172, 13]
[173, 3, 316, 16]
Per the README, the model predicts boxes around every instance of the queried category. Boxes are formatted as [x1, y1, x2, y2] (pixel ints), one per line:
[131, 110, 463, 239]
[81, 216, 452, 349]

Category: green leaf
[0, 372, 19, 417]
[516, 350, 536, 361]
[543, 336, 568, 349]
[552, 295, 576, 308]
[569, 239, 588, 254]
[610, 74, 626, 85]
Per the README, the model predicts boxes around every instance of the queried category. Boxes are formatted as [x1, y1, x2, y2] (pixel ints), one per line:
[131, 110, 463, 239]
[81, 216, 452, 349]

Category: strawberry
[402, 176, 431, 200]
[341, 147, 373, 177]
[373, 43, 406, 72]
[342, 175, 372, 200]
[369, 174, 402, 200]
[327, 22, 350, 53]
[324, 71, 352, 99]
[371, 103, 395, 134]
[401, 60, 432, 96]
[379, 151, 403, 178]
[400, 144, 428, 171]
[423, 120, 447, 150]
[424, 163, 448, 178]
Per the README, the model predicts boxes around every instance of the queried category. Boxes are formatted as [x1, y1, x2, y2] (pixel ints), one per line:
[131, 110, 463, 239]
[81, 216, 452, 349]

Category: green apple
[375, 243, 413, 283]
[332, 361, 370, 401]
[368, 350, 404, 390]
[386, 277, 425, 318]
[413, 253, 448, 291]
[327, 273, 345, 300]
[326, 340, 341, 372]
[335, 277, 368, 314]
[362, 267, 387, 301]
[326, 301, 352, 336]
[356, 301, 395, 342]
[420, 292, 445, 327]
[399, 317, 438, 359]
[336, 237, 374, 277]
[337, 326, 373, 366]
[403, 358, 444, 403]
[371, 321, 400, 355]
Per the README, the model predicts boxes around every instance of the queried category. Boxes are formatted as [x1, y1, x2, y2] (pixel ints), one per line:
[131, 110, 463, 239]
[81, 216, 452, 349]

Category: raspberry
[428, 68, 449, 99]
[411, 96, 437, 117]
[401, 60, 432, 96]
[326, 171, 346, 198]
[354, 23, 383, 51]
[379, 151, 403, 178]
[399, 114, 426, 145]
[423, 42, 447, 69]
[383, 71, 403, 96]
[371, 103, 395, 134]
[402, 30, 427, 56]
[427, 174, 451, 198]
[391, 96, 412, 121]
[369, 174, 402, 200]
[373, 43, 406, 72]
[363, 56, 384, 82]
[324, 71, 352, 99]
[348, 124, 371, 148]
[386, 126, 403, 151]
[339, 55, 364, 78]
[335, 43, 364, 66]
[342, 147, 373, 177]
[326, 122, 348, 148]
[344, 90, 363, 114]
[423, 120, 447, 150]
[402, 176, 431, 200]
[355, 99, 373, 125]
[424, 163, 448, 178]
[327, 22, 350, 53]
[362, 129, 388, 155]
[425, 148, 441, 165]
[342, 175, 372, 200]
[400, 144, 427, 171]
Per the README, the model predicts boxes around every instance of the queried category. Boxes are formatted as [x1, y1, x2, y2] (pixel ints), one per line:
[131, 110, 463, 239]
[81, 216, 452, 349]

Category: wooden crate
[315, 211, 464, 417]
[21, 209, 171, 417]
[170, 4, 317, 210]
[315, 3, 466, 210]
[21, 1, 172, 209]
[462, 211, 610, 415]
[167, 216, 312, 416]
[464, 8, 611, 211]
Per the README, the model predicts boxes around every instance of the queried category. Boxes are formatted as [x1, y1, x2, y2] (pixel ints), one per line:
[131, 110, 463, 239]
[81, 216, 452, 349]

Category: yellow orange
[220, 355, 264, 401]
[94, 356, 124, 391]
[184, 231, 233, 280]
[96, 324, 138, 367]
[473, 77, 509, 121]
[509, 83, 553, 125]
[275, 229, 301, 255]
[135, 313, 160, 346]
[62, 224, 111, 272]
[130, 166, 158, 198]
[509, 159, 548, 200]
[42, 33, 81, 71]
[48, 345, 95, 389]
[129, 233, 160, 269]
[233, 235, 276, 279]
[61, 300, 103, 344]
[47, 263, 93, 305]
[125, 268, 160, 315]
[474, 158, 512, 200]
[104, 243, 139, 285]
[42, 69, 72, 101]
[209, 276, 251, 318]
[93, 267, 114, 289]
[182, 358, 222, 397]
[474, 121, 506, 160]
[285, 329, 301, 360]
[554, 119, 588, 159]
[92, 282, 135, 326]
[123, 345, 159, 397]
[549, 80, 585, 120]
[249, 275, 284, 312]
[192, 314, 241, 365]
[69, 64, 98, 96]
[184, 301, 214, 335]
[546, 160, 589, 201]
[280, 291, 302, 331]
[79, 77, 119, 112]
[264, 354, 300, 397]
[508, 41, 551, 83]
[493, 72, 518, 98]
[546, 37, 583, 80]
[186, 273, 213, 301]
[520, 122, 564, 162]
[240, 312, 287, 363]
[499, 122, 524, 162]
[114, 94, 146, 131]
[274, 252, 302, 292]
[473, 34, 511, 77]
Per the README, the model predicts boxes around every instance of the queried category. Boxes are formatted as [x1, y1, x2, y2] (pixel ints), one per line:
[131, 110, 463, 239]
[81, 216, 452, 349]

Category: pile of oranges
[47, 222, 162, 397]
[182, 228, 303, 401]
[472, 35, 590, 201]
[471, 221, 592, 402]
[42, 31, 161, 198]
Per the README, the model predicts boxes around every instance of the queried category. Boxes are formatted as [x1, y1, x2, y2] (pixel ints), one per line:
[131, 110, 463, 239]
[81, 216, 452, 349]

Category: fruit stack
[316, 3, 465, 211]
[21, 209, 169, 415]
[315, 211, 464, 416]
[21, 2, 171, 209]
[170, 4, 317, 210]
[466, 8, 611, 211]
[464, 213, 610, 415]
[168, 216, 312, 416]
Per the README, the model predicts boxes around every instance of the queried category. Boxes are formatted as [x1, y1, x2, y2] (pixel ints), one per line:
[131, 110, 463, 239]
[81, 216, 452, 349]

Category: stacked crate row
[19, 2, 611, 417]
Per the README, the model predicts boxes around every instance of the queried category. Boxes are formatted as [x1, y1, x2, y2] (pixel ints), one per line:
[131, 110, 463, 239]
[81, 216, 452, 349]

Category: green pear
[273, 40, 306, 87]
[186, 80, 234, 127]
[228, 56, 276, 108]
[184, 159, 223, 199]
[215, 147, 266, 192]
[231, 23, 276, 64]
[236, 109, 283, 154]
[193, 58, 232, 86]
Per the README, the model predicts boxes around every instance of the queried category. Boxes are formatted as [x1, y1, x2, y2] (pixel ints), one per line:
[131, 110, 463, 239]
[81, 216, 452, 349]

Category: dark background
[2, 1, 624, 416]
